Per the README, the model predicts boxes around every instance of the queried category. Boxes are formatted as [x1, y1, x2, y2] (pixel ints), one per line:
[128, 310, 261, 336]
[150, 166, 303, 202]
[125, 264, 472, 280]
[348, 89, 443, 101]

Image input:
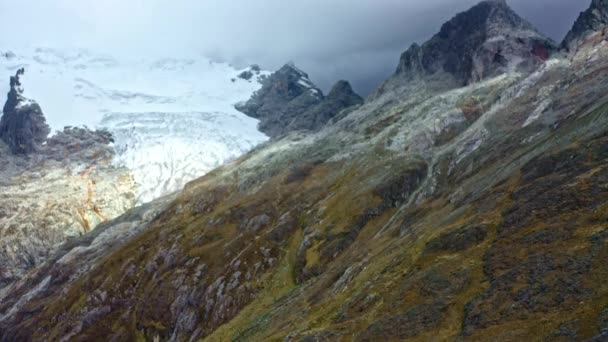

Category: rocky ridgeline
[236, 63, 362, 137]
[0, 70, 136, 289]
[374, 0, 555, 97]
[562, 0, 608, 51]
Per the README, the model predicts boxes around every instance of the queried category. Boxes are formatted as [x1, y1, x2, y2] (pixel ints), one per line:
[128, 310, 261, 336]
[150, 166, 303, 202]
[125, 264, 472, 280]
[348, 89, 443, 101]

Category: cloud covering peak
[0, 0, 591, 95]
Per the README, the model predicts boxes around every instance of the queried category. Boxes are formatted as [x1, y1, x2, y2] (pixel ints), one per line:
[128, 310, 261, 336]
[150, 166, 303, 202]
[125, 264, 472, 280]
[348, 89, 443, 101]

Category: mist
[0, 0, 591, 95]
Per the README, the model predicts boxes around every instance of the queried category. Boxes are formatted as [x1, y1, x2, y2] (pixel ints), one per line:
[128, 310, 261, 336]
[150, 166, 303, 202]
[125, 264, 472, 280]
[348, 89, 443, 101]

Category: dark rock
[287, 80, 363, 132]
[237, 70, 254, 81]
[236, 63, 361, 137]
[562, 0, 608, 50]
[0, 68, 50, 154]
[374, 0, 555, 96]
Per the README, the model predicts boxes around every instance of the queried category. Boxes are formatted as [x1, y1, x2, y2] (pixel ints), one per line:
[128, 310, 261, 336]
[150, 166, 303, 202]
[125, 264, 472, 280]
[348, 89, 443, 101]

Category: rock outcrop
[375, 0, 555, 96]
[236, 63, 362, 137]
[0, 68, 50, 154]
[562, 0, 608, 51]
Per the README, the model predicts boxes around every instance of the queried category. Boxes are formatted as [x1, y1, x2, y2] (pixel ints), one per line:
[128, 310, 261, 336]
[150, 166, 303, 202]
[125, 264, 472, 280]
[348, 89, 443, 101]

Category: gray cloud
[0, 0, 592, 95]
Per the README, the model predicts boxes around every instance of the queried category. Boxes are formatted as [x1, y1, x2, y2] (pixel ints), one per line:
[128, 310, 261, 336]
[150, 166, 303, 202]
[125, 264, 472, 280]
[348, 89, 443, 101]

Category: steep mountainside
[1, 1, 608, 341]
[0, 49, 269, 202]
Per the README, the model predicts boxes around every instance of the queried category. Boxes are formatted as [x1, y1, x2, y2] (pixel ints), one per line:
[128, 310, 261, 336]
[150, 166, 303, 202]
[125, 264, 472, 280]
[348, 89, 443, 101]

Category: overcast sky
[0, 0, 591, 95]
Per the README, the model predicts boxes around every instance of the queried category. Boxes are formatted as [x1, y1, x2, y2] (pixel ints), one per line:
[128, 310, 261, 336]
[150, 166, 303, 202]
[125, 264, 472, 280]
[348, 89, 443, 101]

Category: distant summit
[562, 0, 608, 50]
[0, 68, 50, 154]
[375, 0, 555, 96]
[237, 63, 362, 137]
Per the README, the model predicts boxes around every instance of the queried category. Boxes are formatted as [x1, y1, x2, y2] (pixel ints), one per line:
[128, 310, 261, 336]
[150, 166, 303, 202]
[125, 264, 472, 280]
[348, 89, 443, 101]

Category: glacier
[0, 46, 269, 203]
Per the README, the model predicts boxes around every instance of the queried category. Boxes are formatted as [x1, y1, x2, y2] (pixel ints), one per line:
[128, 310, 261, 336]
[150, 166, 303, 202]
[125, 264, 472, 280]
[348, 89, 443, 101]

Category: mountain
[2, 1, 608, 341]
[374, 0, 555, 97]
[236, 63, 362, 137]
[0, 48, 269, 203]
[562, 0, 608, 50]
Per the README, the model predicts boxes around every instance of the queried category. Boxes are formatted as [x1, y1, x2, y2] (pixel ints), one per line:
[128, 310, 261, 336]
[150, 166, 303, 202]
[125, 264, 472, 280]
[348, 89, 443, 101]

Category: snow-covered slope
[0, 47, 269, 202]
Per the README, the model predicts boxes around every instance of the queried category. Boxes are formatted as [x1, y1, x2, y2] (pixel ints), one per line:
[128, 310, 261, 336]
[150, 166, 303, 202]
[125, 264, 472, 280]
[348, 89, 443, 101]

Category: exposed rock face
[288, 80, 363, 132]
[0, 73, 136, 289]
[375, 0, 555, 96]
[236, 63, 362, 137]
[0, 68, 50, 154]
[0, 127, 136, 289]
[562, 0, 608, 50]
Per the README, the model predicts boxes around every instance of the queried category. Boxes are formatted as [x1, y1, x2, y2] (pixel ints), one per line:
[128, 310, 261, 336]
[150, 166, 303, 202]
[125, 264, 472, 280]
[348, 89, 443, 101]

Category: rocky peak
[0, 68, 50, 154]
[236, 63, 359, 137]
[274, 62, 324, 99]
[562, 0, 608, 50]
[378, 0, 554, 96]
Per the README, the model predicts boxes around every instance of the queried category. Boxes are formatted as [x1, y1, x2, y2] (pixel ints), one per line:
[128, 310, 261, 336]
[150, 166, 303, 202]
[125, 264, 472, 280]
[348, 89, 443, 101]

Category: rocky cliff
[375, 0, 555, 98]
[236, 63, 362, 137]
[0, 68, 50, 154]
[1, 1, 608, 341]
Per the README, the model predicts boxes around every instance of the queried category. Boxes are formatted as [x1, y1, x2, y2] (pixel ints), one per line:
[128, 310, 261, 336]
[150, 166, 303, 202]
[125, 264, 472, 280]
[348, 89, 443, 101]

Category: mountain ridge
[372, 0, 555, 99]
[236, 63, 363, 137]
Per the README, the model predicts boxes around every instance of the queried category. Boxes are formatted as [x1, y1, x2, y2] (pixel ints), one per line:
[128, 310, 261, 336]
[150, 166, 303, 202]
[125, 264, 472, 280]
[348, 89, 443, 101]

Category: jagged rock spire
[562, 0, 608, 50]
[0, 68, 50, 154]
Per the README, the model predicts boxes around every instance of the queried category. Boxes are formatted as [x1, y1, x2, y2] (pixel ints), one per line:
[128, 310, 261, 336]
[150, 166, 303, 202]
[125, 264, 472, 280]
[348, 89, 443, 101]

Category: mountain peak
[236, 66, 361, 137]
[562, 0, 608, 50]
[280, 61, 309, 78]
[377, 0, 554, 95]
